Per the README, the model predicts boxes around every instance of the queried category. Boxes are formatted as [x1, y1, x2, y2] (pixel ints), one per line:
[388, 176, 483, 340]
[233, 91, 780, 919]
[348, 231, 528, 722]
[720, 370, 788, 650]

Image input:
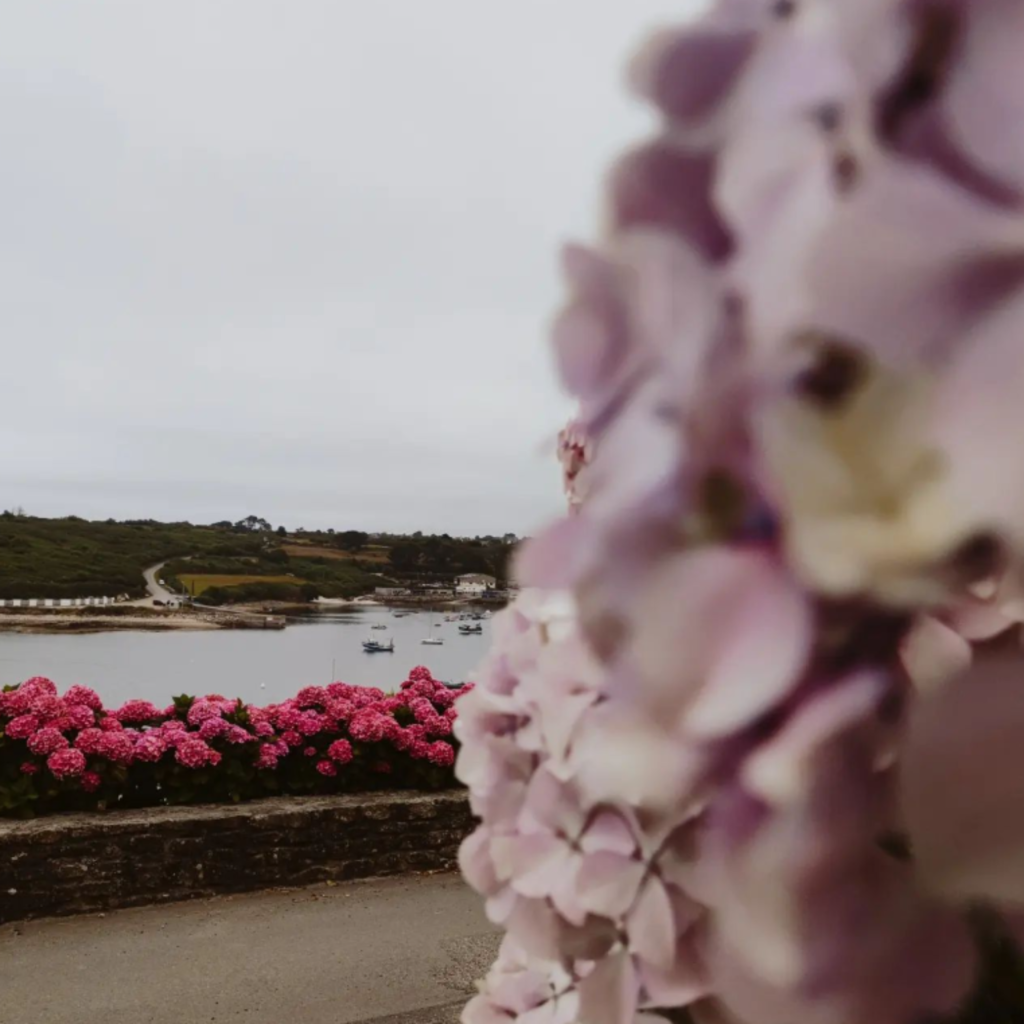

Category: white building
[455, 573, 496, 596]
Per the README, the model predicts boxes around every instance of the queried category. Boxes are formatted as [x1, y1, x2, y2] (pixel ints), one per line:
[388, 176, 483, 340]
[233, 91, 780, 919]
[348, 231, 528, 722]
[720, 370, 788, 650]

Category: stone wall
[0, 790, 473, 924]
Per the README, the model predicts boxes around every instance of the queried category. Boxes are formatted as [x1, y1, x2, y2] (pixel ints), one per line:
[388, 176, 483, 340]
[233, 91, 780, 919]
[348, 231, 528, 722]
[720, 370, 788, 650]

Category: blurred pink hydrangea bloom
[460, 3, 1024, 1023]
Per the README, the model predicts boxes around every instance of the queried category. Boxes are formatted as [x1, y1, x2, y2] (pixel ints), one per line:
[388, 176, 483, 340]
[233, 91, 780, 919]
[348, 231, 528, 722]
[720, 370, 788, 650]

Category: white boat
[421, 620, 444, 645]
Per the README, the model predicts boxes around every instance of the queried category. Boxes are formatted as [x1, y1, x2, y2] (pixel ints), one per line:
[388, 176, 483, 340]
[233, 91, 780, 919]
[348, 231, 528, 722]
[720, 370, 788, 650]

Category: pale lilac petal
[607, 140, 733, 261]
[638, 932, 710, 1007]
[515, 518, 591, 591]
[899, 615, 972, 694]
[459, 828, 501, 896]
[518, 768, 585, 836]
[932, 288, 1024, 551]
[576, 851, 646, 919]
[627, 877, 677, 971]
[462, 993, 512, 1024]
[570, 705, 702, 812]
[581, 809, 638, 857]
[552, 297, 622, 400]
[629, 24, 758, 127]
[947, 591, 1021, 642]
[686, 556, 812, 737]
[944, 0, 1024, 193]
[630, 547, 811, 736]
[577, 950, 639, 1024]
[491, 833, 568, 895]
[804, 156, 1024, 364]
[902, 653, 1024, 903]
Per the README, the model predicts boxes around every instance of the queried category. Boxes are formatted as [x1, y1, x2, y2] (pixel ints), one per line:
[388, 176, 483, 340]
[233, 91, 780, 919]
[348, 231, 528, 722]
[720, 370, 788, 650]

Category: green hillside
[0, 515, 265, 599]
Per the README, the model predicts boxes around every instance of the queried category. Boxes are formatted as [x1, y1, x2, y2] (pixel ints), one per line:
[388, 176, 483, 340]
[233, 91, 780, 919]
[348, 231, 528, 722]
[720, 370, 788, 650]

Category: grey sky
[0, 1, 699, 536]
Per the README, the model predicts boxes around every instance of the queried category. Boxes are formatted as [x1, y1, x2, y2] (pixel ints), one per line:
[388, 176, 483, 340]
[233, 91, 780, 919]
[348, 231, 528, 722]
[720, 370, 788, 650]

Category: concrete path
[0, 873, 499, 1024]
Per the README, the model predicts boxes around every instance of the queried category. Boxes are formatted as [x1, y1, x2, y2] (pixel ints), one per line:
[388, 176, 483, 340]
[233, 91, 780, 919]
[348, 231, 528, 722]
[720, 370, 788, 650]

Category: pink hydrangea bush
[0, 668, 467, 817]
[459, 4, 1024, 1023]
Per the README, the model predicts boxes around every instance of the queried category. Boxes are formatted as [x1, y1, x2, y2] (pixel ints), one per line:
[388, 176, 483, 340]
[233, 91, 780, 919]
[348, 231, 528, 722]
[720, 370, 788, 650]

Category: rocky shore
[0, 607, 230, 634]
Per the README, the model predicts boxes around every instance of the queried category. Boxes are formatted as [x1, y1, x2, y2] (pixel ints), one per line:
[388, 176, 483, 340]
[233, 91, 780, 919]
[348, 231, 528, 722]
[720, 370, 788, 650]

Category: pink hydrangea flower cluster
[460, 5, 1024, 1023]
[0, 669, 466, 816]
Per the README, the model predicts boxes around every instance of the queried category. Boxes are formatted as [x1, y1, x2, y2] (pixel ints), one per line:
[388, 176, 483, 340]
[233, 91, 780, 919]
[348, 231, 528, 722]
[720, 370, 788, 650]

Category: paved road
[141, 560, 177, 604]
[0, 873, 499, 1024]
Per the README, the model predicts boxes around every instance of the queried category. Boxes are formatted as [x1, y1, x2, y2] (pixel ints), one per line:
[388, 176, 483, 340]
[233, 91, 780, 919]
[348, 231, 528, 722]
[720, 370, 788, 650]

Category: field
[175, 574, 307, 597]
[281, 543, 391, 563]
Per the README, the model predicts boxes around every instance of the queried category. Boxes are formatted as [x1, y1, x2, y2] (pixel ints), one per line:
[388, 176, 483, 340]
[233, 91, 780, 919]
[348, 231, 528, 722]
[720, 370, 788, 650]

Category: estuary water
[0, 607, 491, 707]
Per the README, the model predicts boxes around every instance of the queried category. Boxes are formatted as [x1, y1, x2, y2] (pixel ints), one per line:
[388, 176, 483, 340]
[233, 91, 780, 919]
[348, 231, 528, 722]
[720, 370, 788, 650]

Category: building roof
[456, 573, 496, 584]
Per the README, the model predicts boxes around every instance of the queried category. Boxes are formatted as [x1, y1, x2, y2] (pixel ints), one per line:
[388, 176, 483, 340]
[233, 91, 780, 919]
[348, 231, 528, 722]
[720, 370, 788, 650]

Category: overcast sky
[0, 1, 700, 536]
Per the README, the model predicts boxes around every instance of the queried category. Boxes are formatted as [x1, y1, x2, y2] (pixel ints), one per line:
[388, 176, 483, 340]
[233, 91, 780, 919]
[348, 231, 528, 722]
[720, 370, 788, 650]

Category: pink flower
[349, 711, 386, 743]
[66, 704, 95, 730]
[47, 747, 86, 779]
[225, 725, 251, 745]
[27, 727, 69, 756]
[304, 746, 317, 757]
[198, 717, 229, 740]
[281, 730, 302, 748]
[6, 714, 40, 740]
[316, 759, 337, 777]
[327, 739, 353, 764]
[174, 737, 217, 769]
[114, 699, 161, 724]
[74, 728, 105, 755]
[425, 716, 452, 738]
[187, 700, 226, 726]
[98, 716, 123, 731]
[255, 745, 280, 769]
[29, 694, 64, 721]
[295, 686, 328, 708]
[133, 734, 166, 763]
[296, 711, 326, 736]
[327, 682, 354, 699]
[254, 721, 274, 738]
[19, 761, 38, 775]
[409, 739, 432, 760]
[427, 741, 455, 767]
[81, 771, 101, 793]
[326, 699, 354, 722]
[409, 697, 436, 723]
[64, 685, 103, 710]
[99, 731, 135, 765]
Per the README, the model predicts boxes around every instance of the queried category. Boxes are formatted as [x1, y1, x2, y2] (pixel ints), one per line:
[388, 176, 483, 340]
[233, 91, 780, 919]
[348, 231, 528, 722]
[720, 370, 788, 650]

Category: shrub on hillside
[0, 669, 468, 817]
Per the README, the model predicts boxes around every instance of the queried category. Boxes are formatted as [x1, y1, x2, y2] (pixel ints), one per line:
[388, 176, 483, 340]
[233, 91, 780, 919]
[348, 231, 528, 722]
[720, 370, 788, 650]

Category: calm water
[0, 607, 491, 707]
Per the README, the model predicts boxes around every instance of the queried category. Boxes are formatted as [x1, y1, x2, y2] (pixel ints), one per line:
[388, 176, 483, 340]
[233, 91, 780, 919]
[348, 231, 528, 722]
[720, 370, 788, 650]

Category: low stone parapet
[0, 790, 472, 923]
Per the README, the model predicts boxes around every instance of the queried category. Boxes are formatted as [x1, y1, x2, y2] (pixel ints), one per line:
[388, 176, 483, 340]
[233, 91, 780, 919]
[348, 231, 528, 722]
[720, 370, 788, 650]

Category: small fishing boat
[459, 623, 483, 634]
[371, 623, 388, 630]
[392, 611, 408, 618]
[362, 638, 395, 653]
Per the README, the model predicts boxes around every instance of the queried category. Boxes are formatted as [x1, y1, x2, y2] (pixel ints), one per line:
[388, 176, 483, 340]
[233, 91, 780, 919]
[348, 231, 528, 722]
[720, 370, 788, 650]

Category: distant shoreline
[0, 607, 236, 635]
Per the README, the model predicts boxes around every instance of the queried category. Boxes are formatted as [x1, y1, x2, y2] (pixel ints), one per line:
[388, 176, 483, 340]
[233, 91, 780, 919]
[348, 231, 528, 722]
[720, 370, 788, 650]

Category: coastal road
[0, 872, 500, 1024]
[142, 561, 177, 603]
